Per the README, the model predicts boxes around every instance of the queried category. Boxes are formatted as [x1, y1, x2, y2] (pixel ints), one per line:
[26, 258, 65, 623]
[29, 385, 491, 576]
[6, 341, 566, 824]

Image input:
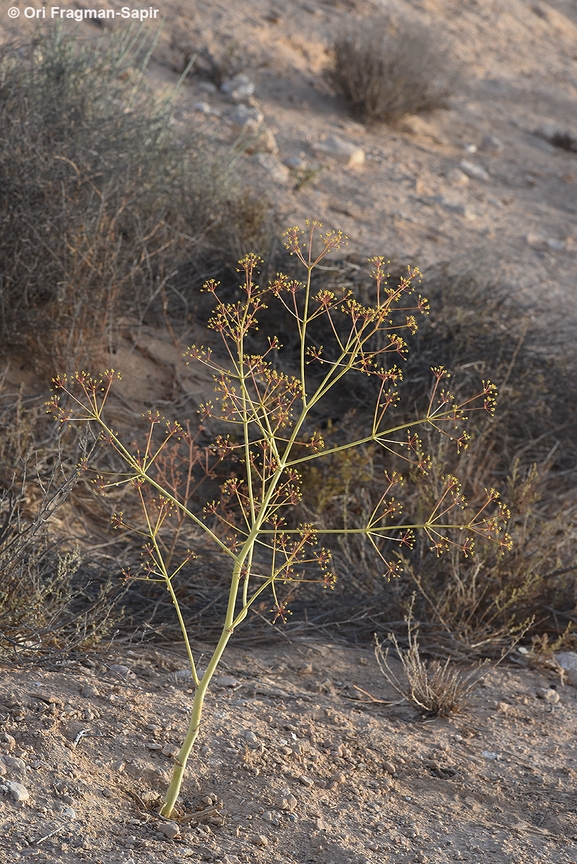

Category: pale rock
[159, 821, 180, 839]
[174, 669, 192, 680]
[283, 155, 307, 169]
[161, 744, 179, 758]
[244, 730, 258, 746]
[229, 104, 264, 134]
[250, 153, 290, 184]
[313, 135, 365, 168]
[197, 80, 218, 94]
[298, 774, 314, 787]
[433, 195, 474, 220]
[555, 651, 577, 686]
[252, 834, 268, 846]
[446, 168, 470, 187]
[459, 160, 490, 181]
[215, 675, 241, 688]
[464, 143, 477, 153]
[536, 686, 560, 703]
[193, 100, 211, 114]
[109, 664, 131, 678]
[383, 761, 397, 775]
[546, 238, 566, 251]
[6, 781, 29, 802]
[61, 806, 76, 819]
[277, 791, 298, 812]
[482, 750, 500, 760]
[0, 756, 26, 775]
[245, 126, 279, 155]
[221, 74, 255, 102]
[480, 134, 504, 153]
[0, 734, 16, 752]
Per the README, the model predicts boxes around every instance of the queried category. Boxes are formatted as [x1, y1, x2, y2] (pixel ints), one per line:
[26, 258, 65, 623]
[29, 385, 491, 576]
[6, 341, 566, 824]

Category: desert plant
[328, 14, 456, 123]
[0, 385, 123, 656]
[48, 223, 510, 816]
[374, 618, 485, 717]
[0, 26, 274, 368]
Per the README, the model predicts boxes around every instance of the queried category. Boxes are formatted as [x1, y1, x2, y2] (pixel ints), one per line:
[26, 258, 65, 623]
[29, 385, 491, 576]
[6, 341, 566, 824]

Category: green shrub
[0, 27, 274, 368]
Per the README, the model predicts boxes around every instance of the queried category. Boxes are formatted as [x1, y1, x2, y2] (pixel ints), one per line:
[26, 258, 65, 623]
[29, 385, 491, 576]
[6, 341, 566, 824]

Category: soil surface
[1, 642, 576, 864]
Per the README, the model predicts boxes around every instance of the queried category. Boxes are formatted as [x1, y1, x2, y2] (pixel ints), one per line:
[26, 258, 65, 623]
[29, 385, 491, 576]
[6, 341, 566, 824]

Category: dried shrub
[328, 14, 457, 123]
[0, 386, 123, 658]
[375, 622, 484, 717]
[296, 257, 577, 649]
[0, 27, 275, 369]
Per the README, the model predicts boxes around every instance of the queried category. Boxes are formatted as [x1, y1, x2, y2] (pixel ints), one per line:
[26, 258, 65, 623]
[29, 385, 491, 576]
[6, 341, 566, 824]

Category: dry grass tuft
[374, 620, 484, 717]
[328, 14, 457, 123]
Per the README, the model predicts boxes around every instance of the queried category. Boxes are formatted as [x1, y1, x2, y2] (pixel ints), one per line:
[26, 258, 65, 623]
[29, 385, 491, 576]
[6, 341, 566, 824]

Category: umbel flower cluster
[48, 222, 511, 817]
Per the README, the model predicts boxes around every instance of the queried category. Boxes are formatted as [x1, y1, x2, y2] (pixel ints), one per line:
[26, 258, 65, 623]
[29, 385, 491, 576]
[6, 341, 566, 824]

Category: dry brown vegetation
[328, 14, 457, 123]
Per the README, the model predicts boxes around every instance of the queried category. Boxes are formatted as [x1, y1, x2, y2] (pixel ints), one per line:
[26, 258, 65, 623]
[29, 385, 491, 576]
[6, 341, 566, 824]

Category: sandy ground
[1, 641, 576, 864]
[0, 1, 576, 862]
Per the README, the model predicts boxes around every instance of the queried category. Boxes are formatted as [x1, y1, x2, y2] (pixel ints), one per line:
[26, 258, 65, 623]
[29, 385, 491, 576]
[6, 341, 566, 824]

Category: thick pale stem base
[160, 627, 232, 818]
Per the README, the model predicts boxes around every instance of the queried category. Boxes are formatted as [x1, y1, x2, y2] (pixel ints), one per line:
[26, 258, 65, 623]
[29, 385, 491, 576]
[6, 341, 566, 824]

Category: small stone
[479, 134, 504, 153]
[246, 126, 278, 154]
[298, 775, 314, 788]
[146, 742, 163, 751]
[109, 664, 131, 678]
[61, 806, 76, 819]
[0, 756, 26, 775]
[283, 155, 307, 169]
[161, 744, 179, 758]
[446, 168, 470, 187]
[250, 152, 290, 184]
[80, 684, 99, 698]
[277, 792, 298, 812]
[6, 781, 29, 802]
[554, 652, 577, 686]
[435, 196, 474, 219]
[197, 80, 218, 94]
[221, 73, 255, 101]
[61, 794, 75, 805]
[215, 675, 241, 689]
[252, 834, 268, 847]
[312, 135, 365, 168]
[464, 143, 477, 153]
[0, 734, 16, 752]
[330, 772, 346, 784]
[482, 750, 500, 760]
[159, 821, 180, 839]
[229, 105, 264, 131]
[383, 761, 397, 775]
[459, 160, 490, 181]
[193, 100, 211, 114]
[244, 730, 258, 746]
[546, 238, 566, 251]
[536, 687, 560, 703]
